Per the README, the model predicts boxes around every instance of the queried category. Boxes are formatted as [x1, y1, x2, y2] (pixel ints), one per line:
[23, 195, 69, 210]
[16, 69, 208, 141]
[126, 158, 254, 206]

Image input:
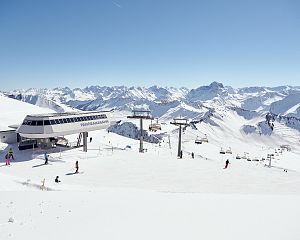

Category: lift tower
[170, 118, 189, 158]
[127, 110, 153, 153]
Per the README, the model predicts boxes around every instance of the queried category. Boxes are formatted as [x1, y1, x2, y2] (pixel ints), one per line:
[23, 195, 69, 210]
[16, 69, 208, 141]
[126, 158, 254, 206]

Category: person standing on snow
[44, 152, 49, 165]
[224, 159, 230, 169]
[75, 161, 79, 173]
[5, 153, 10, 165]
[7, 148, 14, 160]
[191, 152, 194, 159]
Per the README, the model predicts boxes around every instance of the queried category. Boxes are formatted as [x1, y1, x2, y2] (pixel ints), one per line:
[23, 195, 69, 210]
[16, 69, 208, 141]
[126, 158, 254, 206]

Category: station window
[87, 116, 92, 120]
[70, 118, 75, 123]
[37, 120, 43, 126]
[59, 119, 64, 124]
[44, 120, 51, 125]
[66, 118, 71, 123]
[50, 120, 56, 125]
[83, 116, 88, 121]
[79, 117, 84, 121]
[30, 121, 37, 126]
[55, 119, 60, 124]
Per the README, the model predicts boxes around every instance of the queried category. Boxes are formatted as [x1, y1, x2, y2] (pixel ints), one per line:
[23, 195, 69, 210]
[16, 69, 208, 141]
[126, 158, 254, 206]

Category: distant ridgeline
[2, 82, 300, 136]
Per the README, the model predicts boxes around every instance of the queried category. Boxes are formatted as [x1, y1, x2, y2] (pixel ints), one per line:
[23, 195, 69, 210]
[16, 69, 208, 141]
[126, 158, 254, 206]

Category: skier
[5, 153, 10, 165]
[180, 150, 183, 159]
[55, 176, 61, 183]
[191, 152, 194, 159]
[75, 161, 79, 174]
[44, 152, 49, 165]
[7, 148, 14, 160]
[224, 159, 230, 169]
[89, 137, 92, 143]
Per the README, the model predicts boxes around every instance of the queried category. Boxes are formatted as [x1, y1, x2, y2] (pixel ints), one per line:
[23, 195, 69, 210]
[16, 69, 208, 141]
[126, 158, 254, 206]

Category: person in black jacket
[55, 176, 61, 183]
[224, 159, 230, 169]
[75, 161, 79, 173]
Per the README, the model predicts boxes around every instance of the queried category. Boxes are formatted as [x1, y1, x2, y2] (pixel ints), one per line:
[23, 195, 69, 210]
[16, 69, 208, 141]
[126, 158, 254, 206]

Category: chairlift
[149, 118, 161, 132]
[247, 158, 251, 161]
[236, 155, 241, 159]
[201, 135, 209, 143]
[226, 147, 232, 154]
[195, 136, 202, 144]
[220, 148, 225, 154]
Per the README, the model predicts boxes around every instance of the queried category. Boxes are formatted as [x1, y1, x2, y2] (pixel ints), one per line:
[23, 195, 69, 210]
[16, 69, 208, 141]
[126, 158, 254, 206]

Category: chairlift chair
[149, 118, 161, 132]
[195, 136, 202, 144]
[226, 148, 232, 154]
[220, 148, 225, 154]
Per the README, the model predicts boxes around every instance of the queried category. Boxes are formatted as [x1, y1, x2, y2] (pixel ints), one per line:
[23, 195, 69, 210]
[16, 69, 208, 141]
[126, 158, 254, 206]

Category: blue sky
[0, 0, 299, 90]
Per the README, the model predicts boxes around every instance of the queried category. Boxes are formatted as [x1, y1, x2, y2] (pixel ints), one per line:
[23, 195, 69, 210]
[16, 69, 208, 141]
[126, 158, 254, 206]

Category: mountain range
[3, 82, 300, 136]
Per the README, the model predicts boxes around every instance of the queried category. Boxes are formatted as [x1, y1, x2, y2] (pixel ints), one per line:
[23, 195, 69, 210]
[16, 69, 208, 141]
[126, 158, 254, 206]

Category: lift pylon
[170, 118, 189, 158]
[127, 110, 153, 153]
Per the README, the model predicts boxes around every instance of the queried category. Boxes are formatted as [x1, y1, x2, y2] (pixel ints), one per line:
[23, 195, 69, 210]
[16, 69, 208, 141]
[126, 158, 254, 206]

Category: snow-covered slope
[1, 90, 300, 240]
[270, 93, 300, 118]
[0, 93, 55, 131]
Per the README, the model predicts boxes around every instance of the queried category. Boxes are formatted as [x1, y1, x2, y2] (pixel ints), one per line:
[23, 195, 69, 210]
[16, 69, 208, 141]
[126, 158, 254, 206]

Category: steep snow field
[1, 95, 300, 240]
[0, 93, 55, 131]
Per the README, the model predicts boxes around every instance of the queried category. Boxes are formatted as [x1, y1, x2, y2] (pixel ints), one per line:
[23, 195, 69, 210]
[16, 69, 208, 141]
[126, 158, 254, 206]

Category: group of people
[54, 160, 79, 183]
[43, 149, 80, 183]
[4, 148, 14, 166]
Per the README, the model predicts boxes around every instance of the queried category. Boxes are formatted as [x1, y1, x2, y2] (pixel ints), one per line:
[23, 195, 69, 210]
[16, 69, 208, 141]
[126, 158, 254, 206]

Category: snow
[270, 93, 300, 118]
[1, 93, 300, 239]
[1, 192, 300, 240]
[0, 93, 55, 131]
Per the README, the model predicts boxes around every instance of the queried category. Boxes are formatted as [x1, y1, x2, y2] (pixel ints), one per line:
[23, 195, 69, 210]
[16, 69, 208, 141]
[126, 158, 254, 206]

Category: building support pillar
[139, 118, 143, 153]
[83, 132, 88, 152]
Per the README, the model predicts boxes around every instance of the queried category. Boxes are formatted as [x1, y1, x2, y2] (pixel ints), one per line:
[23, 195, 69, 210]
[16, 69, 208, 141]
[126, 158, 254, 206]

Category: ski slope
[1, 95, 300, 240]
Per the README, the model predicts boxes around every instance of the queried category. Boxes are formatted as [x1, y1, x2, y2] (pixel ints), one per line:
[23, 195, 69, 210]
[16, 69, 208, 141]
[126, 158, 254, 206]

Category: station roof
[26, 110, 111, 118]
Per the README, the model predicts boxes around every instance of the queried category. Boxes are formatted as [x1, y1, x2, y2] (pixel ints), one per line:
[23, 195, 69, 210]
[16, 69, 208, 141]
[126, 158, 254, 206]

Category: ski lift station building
[1, 111, 112, 151]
